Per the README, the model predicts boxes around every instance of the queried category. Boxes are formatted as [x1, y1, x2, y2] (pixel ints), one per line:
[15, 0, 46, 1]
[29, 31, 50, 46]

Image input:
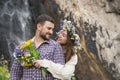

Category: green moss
[0, 65, 10, 80]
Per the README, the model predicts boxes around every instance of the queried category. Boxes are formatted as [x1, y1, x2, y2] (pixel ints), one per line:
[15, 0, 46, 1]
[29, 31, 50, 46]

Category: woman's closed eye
[62, 33, 67, 37]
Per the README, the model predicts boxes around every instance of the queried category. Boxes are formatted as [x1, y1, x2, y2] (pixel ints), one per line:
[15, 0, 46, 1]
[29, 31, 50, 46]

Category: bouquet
[13, 39, 47, 78]
[13, 39, 37, 66]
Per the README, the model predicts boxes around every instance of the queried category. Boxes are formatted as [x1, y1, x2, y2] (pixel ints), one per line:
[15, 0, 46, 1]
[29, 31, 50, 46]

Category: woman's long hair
[64, 31, 75, 62]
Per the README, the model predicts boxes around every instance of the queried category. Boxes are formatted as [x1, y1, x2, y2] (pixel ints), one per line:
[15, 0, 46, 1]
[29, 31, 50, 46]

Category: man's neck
[34, 36, 44, 48]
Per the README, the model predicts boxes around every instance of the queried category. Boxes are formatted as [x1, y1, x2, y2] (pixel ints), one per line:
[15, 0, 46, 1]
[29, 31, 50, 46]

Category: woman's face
[56, 30, 68, 45]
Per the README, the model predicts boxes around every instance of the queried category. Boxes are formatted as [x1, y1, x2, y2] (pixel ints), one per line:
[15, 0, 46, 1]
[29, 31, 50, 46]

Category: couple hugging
[10, 14, 81, 80]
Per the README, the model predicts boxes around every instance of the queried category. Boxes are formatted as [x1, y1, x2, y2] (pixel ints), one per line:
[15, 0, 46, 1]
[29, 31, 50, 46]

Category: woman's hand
[33, 60, 42, 68]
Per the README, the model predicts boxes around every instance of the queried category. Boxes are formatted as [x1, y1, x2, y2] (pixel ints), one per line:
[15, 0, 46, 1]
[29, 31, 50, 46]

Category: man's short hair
[35, 14, 55, 26]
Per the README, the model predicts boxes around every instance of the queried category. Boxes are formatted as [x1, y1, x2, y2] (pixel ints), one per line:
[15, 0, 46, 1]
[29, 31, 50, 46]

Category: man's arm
[10, 59, 23, 80]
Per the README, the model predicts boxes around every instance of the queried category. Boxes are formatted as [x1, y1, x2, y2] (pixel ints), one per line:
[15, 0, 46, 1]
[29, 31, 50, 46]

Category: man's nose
[49, 30, 53, 34]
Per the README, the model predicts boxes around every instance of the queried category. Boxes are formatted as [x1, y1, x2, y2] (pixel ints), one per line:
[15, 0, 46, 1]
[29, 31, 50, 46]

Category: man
[10, 14, 65, 80]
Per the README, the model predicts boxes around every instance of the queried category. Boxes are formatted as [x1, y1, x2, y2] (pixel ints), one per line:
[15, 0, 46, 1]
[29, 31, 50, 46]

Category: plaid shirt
[10, 39, 65, 80]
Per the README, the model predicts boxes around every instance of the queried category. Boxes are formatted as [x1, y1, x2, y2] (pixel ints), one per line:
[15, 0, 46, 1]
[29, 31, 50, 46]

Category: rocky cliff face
[54, 0, 120, 79]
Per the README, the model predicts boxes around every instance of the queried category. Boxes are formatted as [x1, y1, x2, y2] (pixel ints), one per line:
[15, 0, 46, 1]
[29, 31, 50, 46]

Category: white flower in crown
[63, 20, 72, 31]
[73, 45, 82, 53]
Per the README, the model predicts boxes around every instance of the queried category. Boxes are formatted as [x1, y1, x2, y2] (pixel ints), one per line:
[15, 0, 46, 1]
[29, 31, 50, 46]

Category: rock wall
[54, 0, 120, 79]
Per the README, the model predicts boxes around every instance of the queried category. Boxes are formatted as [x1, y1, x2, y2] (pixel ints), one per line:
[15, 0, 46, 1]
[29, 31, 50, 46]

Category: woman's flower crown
[57, 19, 82, 52]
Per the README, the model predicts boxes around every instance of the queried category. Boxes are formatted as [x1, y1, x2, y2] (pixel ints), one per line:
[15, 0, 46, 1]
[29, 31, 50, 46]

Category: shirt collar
[32, 37, 50, 44]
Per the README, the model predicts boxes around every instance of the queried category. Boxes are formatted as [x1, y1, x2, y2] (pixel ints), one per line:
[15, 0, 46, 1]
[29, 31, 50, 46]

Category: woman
[34, 20, 82, 80]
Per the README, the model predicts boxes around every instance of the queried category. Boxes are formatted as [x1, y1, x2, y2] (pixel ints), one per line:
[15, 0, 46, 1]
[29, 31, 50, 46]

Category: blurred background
[0, 0, 120, 80]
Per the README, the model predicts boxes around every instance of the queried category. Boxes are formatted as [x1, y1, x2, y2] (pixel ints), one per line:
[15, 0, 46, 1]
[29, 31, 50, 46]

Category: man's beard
[40, 32, 52, 40]
[39, 30, 52, 40]
[40, 34, 49, 40]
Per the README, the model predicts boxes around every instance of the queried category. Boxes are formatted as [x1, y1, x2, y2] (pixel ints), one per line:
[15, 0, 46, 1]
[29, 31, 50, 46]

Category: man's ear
[37, 23, 42, 30]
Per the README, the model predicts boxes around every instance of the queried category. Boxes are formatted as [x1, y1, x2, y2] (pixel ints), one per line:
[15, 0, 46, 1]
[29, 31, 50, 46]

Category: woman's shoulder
[66, 54, 78, 65]
[71, 54, 78, 60]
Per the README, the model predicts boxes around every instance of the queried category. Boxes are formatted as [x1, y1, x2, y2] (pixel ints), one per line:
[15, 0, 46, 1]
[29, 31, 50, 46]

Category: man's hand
[33, 60, 42, 68]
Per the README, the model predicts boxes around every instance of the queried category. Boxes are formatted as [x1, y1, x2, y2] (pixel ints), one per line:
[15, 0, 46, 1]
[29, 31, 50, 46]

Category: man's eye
[48, 28, 51, 30]
[48, 27, 53, 30]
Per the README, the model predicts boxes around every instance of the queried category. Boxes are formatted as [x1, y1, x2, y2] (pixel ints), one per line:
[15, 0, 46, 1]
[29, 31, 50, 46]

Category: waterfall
[0, 0, 33, 63]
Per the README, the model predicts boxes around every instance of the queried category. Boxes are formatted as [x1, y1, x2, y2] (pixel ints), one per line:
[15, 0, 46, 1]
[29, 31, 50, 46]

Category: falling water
[0, 0, 33, 64]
